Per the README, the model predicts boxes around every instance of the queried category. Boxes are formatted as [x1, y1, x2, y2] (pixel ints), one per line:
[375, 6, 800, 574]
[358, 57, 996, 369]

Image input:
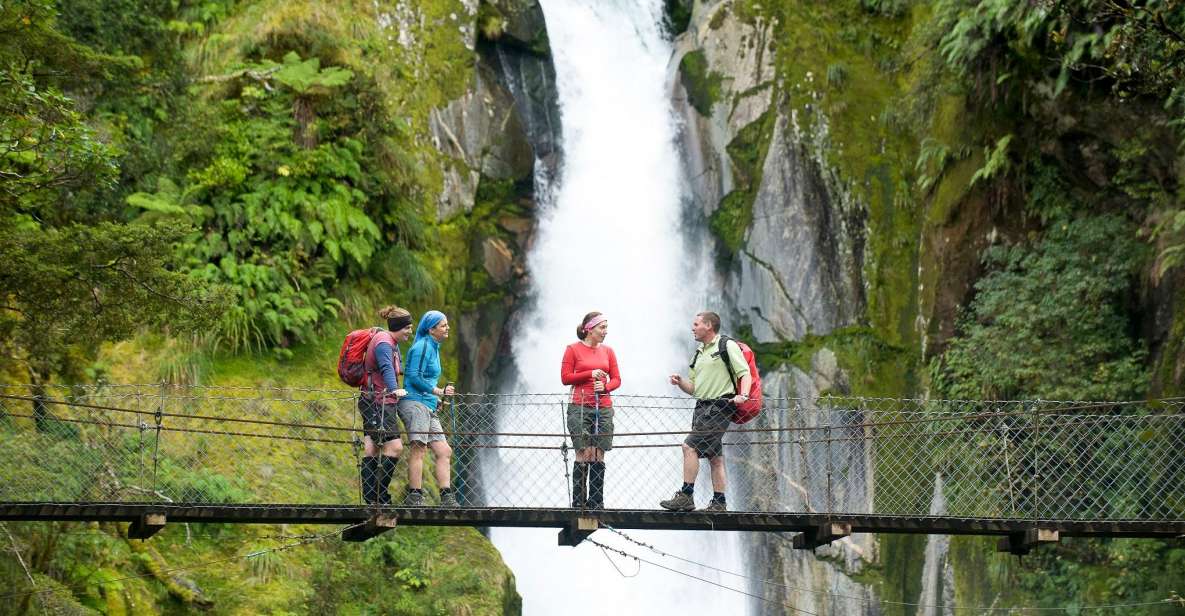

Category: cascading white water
[488, 0, 746, 613]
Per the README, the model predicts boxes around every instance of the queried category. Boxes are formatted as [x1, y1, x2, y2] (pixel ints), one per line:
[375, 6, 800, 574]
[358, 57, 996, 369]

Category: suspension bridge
[1, 385, 1182, 552]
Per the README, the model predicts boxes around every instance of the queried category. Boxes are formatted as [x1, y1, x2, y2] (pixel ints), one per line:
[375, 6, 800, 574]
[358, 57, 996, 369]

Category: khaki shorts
[684, 398, 733, 458]
[566, 404, 614, 451]
[397, 400, 447, 444]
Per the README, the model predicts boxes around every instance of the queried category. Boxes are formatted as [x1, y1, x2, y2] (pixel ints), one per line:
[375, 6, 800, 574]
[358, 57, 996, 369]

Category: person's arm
[375, 342, 399, 391]
[404, 344, 434, 394]
[605, 348, 622, 392]
[669, 373, 695, 395]
[561, 345, 592, 385]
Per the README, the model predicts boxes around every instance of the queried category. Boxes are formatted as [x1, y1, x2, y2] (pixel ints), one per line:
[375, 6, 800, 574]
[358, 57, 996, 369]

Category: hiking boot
[402, 491, 425, 507]
[699, 499, 727, 512]
[439, 490, 460, 508]
[659, 491, 695, 512]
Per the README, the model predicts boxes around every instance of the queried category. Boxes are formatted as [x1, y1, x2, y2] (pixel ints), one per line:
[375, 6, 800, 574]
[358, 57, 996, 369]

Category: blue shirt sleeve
[404, 343, 434, 395]
[375, 342, 399, 391]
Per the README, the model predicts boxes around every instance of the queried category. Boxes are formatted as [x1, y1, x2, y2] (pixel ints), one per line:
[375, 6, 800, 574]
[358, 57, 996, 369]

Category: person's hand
[394, 388, 408, 398]
[443, 384, 456, 396]
[591, 369, 609, 380]
[731, 394, 749, 406]
[669, 374, 683, 386]
[593, 379, 605, 392]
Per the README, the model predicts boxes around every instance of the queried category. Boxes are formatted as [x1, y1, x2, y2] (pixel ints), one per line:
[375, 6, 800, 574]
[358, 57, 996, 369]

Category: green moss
[664, 0, 693, 36]
[680, 50, 724, 116]
[709, 110, 776, 257]
[1153, 291, 1185, 397]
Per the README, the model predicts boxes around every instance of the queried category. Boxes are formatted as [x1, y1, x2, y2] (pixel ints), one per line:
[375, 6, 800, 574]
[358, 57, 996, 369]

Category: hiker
[560, 312, 621, 509]
[399, 310, 458, 507]
[359, 306, 413, 505]
[660, 311, 751, 512]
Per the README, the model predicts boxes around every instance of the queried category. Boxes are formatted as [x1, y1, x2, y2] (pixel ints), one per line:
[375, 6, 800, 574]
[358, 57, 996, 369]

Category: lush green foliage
[0, 1, 225, 385]
[131, 51, 392, 351]
[932, 213, 1147, 400]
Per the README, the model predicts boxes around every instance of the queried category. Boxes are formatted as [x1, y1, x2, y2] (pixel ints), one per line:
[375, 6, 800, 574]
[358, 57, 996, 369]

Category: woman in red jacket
[560, 311, 621, 509]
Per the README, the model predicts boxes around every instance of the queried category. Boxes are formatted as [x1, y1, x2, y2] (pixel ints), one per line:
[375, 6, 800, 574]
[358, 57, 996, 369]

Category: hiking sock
[377, 456, 399, 505]
[361, 456, 380, 504]
[571, 462, 589, 507]
[440, 486, 454, 495]
[588, 462, 606, 509]
[410, 488, 423, 495]
[680, 482, 695, 496]
[712, 492, 726, 504]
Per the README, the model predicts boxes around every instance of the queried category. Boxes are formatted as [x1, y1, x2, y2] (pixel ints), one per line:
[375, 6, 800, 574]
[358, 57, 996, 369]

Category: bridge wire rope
[5, 393, 1180, 443]
[585, 537, 820, 616]
[0, 521, 366, 602]
[601, 525, 1184, 612]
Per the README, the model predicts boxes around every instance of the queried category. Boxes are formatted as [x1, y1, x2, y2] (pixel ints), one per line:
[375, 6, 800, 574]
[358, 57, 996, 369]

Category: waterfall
[487, 0, 746, 613]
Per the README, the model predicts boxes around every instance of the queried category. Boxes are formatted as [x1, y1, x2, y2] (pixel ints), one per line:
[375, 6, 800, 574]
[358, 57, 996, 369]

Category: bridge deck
[2, 503, 1182, 539]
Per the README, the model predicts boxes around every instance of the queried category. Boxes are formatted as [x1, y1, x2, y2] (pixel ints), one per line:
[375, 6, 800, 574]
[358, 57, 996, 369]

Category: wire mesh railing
[0, 385, 1182, 522]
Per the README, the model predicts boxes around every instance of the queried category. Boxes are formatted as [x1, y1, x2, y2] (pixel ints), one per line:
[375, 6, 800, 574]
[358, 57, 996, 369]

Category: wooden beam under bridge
[1, 503, 1183, 544]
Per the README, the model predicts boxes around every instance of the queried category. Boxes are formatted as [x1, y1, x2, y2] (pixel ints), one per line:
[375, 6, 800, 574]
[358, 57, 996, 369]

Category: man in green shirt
[659, 311, 751, 512]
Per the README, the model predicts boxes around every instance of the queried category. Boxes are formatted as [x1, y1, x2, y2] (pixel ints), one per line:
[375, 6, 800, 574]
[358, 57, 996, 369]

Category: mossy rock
[680, 50, 724, 117]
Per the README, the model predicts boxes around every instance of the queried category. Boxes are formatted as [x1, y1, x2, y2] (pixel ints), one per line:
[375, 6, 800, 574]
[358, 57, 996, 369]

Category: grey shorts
[397, 399, 447, 444]
[359, 397, 403, 445]
[566, 404, 614, 451]
[684, 398, 733, 458]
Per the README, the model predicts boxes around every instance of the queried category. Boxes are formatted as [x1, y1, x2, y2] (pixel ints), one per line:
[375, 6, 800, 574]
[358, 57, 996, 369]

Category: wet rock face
[431, 0, 560, 221]
[674, 0, 777, 220]
[730, 111, 863, 342]
[429, 0, 560, 394]
[431, 62, 535, 221]
[674, 2, 863, 343]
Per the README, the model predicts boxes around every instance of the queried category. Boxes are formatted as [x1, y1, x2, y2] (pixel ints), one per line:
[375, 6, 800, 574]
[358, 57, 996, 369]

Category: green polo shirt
[689, 335, 749, 400]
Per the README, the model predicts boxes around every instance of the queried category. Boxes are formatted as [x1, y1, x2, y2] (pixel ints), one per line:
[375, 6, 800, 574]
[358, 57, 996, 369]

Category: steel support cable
[600, 526, 1185, 612]
[5, 411, 1176, 452]
[0, 521, 366, 602]
[3, 393, 1180, 442]
[585, 538, 819, 616]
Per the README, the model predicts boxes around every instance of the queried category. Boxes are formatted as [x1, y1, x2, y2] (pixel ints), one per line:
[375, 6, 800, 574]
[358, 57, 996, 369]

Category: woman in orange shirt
[560, 311, 621, 509]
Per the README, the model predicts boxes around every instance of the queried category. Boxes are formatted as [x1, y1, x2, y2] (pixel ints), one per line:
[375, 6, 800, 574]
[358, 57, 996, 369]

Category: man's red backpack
[337, 328, 391, 387]
[717, 335, 763, 423]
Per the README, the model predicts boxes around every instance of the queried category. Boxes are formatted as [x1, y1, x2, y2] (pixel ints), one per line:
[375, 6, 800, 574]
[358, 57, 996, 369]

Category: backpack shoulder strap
[717, 335, 741, 395]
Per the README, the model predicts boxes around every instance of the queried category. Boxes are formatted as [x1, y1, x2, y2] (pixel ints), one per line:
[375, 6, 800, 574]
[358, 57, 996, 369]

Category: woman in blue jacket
[398, 310, 458, 507]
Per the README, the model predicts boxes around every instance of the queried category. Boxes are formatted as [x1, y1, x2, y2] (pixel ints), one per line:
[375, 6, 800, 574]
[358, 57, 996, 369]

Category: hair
[576, 311, 603, 341]
[696, 311, 721, 333]
[379, 305, 411, 331]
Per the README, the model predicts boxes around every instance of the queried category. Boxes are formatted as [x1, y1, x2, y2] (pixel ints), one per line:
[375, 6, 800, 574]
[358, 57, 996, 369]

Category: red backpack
[717, 335, 763, 423]
[337, 328, 392, 387]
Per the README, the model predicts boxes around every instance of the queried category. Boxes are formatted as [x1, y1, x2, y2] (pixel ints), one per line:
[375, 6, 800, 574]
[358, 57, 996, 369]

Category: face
[393, 323, 413, 343]
[588, 320, 608, 342]
[430, 318, 450, 341]
[691, 315, 714, 342]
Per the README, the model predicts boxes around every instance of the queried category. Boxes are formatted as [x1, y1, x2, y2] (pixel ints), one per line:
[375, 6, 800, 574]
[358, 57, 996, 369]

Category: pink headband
[582, 314, 607, 332]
